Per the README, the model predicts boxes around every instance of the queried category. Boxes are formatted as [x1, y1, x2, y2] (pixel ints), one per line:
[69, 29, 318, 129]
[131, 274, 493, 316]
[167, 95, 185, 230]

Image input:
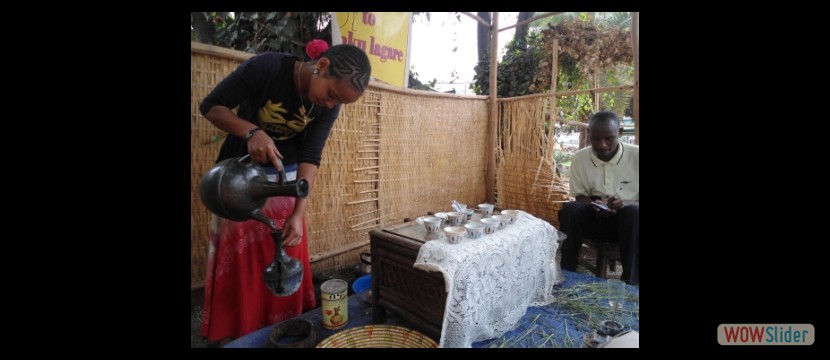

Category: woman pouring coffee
[199, 40, 371, 346]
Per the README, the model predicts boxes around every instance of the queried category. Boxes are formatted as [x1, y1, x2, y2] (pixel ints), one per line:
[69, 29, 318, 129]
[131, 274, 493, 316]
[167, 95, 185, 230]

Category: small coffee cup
[463, 208, 475, 220]
[479, 218, 500, 234]
[501, 210, 519, 224]
[446, 211, 465, 226]
[464, 222, 484, 239]
[491, 215, 511, 230]
[444, 226, 466, 244]
[478, 203, 494, 217]
[417, 216, 443, 232]
[433, 212, 449, 225]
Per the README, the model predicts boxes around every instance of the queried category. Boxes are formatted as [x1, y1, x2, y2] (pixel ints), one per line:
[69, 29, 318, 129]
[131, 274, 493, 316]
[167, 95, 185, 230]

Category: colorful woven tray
[316, 325, 438, 348]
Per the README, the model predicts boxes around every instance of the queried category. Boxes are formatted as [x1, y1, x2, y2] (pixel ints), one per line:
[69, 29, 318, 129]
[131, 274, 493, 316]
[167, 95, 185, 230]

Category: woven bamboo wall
[191, 45, 252, 288]
[377, 91, 489, 225]
[309, 88, 489, 275]
[305, 86, 382, 274]
[494, 97, 570, 228]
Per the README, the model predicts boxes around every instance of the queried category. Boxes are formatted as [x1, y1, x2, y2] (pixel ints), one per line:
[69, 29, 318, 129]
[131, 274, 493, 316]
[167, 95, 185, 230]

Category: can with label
[321, 279, 348, 329]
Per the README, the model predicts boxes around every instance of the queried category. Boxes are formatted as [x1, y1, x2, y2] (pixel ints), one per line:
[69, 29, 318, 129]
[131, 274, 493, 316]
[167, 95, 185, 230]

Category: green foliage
[471, 60, 490, 95]
[472, 32, 548, 96]
[196, 12, 435, 59]
[474, 13, 631, 97]
[557, 93, 594, 126]
[594, 12, 632, 30]
[557, 53, 582, 90]
[553, 149, 573, 165]
[408, 67, 437, 91]
[497, 33, 549, 97]
[192, 12, 331, 57]
[530, 12, 583, 29]
[472, 12, 633, 133]
[598, 64, 634, 116]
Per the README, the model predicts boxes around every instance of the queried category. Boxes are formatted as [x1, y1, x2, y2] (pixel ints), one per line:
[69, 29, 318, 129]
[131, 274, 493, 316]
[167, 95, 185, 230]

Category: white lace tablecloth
[414, 211, 565, 348]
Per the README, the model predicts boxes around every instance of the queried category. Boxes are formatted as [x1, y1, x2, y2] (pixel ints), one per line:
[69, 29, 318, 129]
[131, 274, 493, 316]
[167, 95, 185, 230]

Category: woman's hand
[247, 130, 283, 166]
[282, 212, 305, 247]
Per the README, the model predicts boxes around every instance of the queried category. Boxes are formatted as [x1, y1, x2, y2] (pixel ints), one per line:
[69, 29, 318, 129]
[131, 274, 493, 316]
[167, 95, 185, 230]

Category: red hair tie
[306, 39, 329, 60]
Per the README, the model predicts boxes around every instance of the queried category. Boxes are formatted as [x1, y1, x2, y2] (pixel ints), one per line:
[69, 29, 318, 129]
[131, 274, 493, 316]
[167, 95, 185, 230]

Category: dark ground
[190, 248, 620, 348]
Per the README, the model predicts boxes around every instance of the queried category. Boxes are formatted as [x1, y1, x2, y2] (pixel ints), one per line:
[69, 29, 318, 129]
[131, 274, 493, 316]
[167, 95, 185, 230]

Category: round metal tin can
[321, 279, 348, 329]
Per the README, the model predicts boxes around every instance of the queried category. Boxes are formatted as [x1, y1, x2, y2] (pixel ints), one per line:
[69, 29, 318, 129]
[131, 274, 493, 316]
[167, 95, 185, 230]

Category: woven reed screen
[494, 97, 570, 228]
[191, 47, 252, 288]
[309, 89, 489, 275]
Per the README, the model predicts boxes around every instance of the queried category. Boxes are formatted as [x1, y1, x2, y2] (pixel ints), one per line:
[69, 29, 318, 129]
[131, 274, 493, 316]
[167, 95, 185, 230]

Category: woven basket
[267, 319, 316, 348]
[316, 325, 438, 348]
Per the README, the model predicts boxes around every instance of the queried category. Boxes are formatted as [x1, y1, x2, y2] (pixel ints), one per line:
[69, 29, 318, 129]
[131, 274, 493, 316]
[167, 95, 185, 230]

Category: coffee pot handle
[237, 154, 288, 185]
[274, 158, 288, 186]
[237, 154, 253, 165]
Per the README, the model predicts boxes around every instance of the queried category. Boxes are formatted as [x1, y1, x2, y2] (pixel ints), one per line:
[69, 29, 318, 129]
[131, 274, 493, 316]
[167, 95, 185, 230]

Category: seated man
[558, 111, 639, 284]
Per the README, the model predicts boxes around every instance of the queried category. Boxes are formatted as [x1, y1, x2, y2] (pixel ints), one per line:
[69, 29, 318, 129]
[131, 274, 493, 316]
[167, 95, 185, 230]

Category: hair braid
[318, 44, 371, 92]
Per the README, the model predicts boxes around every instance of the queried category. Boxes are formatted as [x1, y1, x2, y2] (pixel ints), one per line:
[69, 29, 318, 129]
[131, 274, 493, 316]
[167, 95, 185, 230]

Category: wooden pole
[632, 12, 639, 144]
[594, 72, 601, 111]
[486, 13, 498, 204]
[498, 84, 633, 101]
[461, 12, 490, 27]
[551, 38, 559, 136]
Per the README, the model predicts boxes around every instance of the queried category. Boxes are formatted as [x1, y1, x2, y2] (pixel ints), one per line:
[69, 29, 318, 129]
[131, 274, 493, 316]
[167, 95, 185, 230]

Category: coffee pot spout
[249, 177, 309, 201]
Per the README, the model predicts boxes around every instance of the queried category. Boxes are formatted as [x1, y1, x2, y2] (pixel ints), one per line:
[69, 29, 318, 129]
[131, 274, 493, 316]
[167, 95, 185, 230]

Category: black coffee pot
[199, 154, 309, 296]
[199, 155, 309, 227]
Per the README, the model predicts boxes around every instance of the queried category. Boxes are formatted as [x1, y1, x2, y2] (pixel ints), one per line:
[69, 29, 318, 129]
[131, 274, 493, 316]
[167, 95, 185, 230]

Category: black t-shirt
[200, 52, 341, 166]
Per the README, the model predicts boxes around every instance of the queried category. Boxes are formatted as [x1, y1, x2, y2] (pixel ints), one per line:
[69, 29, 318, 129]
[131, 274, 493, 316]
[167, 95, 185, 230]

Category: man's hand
[592, 200, 616, 217]
[606, 194, 625, 211]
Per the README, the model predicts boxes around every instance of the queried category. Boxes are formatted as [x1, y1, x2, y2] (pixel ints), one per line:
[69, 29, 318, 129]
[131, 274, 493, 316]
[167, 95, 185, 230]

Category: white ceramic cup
[444, 226, 466, 244]
[501, 210, 519, 224]
[417, 216, 443, 232]
[464, 222, 484, 239]
[478, 203, 494, 217]
[479, 218, 500, 234]
[491, 214, 511, 230]
[446, 211, 465, 226]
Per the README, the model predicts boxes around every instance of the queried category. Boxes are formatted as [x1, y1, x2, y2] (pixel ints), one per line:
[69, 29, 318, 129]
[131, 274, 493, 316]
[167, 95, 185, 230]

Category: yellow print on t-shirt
[257, 100, 314, 140]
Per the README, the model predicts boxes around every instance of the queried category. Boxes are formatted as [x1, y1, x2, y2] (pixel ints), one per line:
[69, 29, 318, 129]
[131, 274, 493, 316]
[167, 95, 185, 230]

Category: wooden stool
[579, 238, 621, 278]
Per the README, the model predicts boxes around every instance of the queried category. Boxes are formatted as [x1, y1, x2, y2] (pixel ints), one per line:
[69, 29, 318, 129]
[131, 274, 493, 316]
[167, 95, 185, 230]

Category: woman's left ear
[315, 58, 330, 75]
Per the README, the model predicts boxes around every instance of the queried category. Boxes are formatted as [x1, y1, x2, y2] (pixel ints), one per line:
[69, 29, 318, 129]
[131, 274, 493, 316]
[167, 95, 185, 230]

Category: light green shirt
[568, 142, 639, 201]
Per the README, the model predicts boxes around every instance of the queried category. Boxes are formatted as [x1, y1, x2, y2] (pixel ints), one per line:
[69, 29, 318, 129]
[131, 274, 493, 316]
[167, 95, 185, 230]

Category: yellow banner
[332, 12, 411, 87]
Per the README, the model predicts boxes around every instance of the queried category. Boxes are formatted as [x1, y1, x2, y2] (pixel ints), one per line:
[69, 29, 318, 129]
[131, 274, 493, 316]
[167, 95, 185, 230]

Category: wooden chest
[369, 220, 448, 340]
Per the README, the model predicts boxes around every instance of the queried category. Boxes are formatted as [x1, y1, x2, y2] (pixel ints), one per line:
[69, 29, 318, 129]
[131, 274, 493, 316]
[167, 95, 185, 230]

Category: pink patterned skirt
[200, 195, 316, 341]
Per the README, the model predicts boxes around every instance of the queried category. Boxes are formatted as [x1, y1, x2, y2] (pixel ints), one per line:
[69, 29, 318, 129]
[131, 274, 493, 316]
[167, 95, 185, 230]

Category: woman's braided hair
[317, 44, 371, 92]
